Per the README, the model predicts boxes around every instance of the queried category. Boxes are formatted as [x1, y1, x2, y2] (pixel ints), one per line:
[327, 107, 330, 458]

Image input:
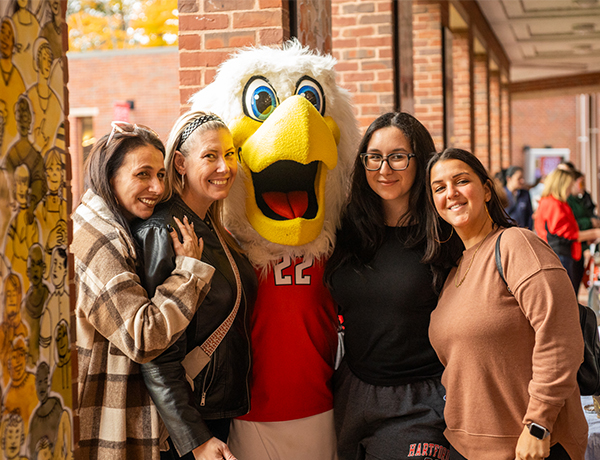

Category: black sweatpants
[334, 359, 449, 460]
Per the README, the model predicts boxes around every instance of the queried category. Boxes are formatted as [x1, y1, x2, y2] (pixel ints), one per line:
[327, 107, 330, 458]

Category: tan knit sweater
[430, 227, 587, 460]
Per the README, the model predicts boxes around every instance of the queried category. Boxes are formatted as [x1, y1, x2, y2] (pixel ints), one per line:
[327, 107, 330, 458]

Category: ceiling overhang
[475, 0, 600, 95]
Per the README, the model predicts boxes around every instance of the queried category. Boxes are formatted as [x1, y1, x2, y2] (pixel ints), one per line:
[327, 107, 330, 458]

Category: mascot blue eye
[243, 76, 279, 122]
[295, 76, 325, 115]
[252, 87, 276, 120]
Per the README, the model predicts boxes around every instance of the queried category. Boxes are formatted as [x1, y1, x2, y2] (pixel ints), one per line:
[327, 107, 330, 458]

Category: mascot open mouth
[252, 160, 319, 221]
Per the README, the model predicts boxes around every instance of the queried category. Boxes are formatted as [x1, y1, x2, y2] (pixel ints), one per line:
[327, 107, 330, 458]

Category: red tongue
[262, 191, 309, 219]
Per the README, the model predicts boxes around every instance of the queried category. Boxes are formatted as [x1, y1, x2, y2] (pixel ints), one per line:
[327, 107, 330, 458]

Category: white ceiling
[476, 0, 600, 82]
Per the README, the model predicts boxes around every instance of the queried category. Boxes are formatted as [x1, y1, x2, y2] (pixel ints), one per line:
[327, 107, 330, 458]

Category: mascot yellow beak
[229, 95, 340, 246]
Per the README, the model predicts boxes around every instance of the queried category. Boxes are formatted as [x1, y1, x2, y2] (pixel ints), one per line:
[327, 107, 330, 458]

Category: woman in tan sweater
[425, 148, 587, 460]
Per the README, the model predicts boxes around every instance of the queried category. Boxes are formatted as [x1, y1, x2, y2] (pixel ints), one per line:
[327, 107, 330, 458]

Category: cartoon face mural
[0, 1, 72, 458]
[0, 20, 15, 59]
[190, 40, 359, 267]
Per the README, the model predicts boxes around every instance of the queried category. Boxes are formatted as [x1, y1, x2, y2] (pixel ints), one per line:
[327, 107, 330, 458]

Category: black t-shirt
[329, 225, 444, 386]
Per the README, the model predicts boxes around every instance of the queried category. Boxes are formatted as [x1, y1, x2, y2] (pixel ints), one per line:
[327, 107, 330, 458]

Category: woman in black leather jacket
[132, 111, 257, 460]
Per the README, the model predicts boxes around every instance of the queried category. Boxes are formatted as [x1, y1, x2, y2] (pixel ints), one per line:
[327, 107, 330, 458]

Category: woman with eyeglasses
[73, 122, 215, 460]
[132, 111, 257, 460]
[324, 112, 452, 460]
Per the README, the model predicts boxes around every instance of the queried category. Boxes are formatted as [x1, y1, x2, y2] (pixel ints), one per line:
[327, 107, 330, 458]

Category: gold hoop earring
[181, 173, 185, 189]
[435, 227, 454, 244]
[484, 202, 492, 221]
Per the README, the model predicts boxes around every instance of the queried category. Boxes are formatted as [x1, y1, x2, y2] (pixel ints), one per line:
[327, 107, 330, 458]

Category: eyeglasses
[360, 152, 416, 171]
[106, 121, 159, 146]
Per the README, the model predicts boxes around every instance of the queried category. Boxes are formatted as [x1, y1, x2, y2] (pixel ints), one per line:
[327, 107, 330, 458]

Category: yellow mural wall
[0, 0, 73, 459]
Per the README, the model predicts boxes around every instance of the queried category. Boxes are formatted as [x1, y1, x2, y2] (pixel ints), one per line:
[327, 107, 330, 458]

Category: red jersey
[238, 256, 338, 422]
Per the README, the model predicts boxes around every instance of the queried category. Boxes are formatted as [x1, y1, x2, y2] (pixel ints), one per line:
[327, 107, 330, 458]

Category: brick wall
[331, 0, 394, 128]
[178, 0, 289, 109]
[67, 47, 180, 140]
[473, 54, 489, 169]
[511, 95, 578, 170]
[67, 47, 181, 200]
[451, 30, 471, 151]
[412, 0, 444, 150]
[489, 71, 501, 174]
[501, 85, 511, 168]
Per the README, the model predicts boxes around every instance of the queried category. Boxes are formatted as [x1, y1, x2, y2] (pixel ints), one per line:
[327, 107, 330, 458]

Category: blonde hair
[163, 110, 242, 252]
[541, 168, 574, 202]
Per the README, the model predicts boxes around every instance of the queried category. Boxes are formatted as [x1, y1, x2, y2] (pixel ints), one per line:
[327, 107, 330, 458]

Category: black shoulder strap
[495, 231, 513, 294]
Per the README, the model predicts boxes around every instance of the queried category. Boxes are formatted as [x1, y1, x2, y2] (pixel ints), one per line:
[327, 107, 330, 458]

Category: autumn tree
[67, 0, 178, 52]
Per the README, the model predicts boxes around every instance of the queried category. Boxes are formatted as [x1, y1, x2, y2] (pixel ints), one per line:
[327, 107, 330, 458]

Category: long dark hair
[325, 112, 447, 288]
[424, 148, 514, 266]
[84, 127, 165, 235]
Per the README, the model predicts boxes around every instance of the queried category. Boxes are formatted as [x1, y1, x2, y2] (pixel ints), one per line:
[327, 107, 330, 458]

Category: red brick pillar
[473, 54, 489, 170]
[489, 70, 501, 174]
[412, 0, 444, 150]
[451, 30, 471, 151]
[332, 0, 394, 129]
[178, 0, 332, 110]
[501, 83, 511, 168]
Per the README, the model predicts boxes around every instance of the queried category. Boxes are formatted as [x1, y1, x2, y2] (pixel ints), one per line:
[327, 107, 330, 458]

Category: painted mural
[0, 1, 73, 459]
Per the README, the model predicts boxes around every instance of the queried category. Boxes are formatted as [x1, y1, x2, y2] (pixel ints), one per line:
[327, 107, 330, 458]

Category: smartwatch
[528, 423, 550, 440]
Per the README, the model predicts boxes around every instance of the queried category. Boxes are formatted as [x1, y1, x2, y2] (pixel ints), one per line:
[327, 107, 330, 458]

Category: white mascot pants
[228, 409, 338, 460]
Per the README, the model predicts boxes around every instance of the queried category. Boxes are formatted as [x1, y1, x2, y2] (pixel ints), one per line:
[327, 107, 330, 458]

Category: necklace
[455, 226, 494, 288]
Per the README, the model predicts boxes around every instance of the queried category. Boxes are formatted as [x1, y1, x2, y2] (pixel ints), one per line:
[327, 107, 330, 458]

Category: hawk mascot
[191, 39, 359, 460]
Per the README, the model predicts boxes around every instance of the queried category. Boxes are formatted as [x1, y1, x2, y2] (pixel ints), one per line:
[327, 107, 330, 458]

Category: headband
[177, 114, 223, 150]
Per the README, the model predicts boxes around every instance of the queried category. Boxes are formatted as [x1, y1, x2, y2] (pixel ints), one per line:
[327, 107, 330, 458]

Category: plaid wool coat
[73, 190, 214, 459]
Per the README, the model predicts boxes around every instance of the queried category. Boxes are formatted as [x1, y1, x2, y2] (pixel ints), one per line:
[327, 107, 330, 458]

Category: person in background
[567, 169, 600, 292]
[74, 122, 214, 460]
[493, 170, 509, 208]
[504, 166, 533, 229]
[324, 112, 453, 460]
[529, 175, 546, 212]
[427, 147, 587, 460]
[133, 111, 257, 460]
[534, 167, 600, 291]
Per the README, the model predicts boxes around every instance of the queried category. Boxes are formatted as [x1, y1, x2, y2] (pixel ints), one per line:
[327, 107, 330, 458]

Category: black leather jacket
[132, 196, 257, 456]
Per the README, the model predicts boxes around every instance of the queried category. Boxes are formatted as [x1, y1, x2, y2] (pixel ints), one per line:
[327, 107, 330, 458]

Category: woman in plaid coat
[73, 123, 215, 460]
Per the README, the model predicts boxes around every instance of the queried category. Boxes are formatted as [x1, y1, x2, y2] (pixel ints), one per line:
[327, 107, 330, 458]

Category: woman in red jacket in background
[534, 166, 600, 290]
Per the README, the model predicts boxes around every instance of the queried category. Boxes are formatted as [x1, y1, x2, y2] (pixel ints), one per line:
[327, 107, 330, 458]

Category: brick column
[489, 70, 501, 174]
[473, 54, 489, 170]
[332, 0, 394, 128]
[451, 30, 471, 150]
[501, 83, 511, 168]
[178, 0, 299, 109]
[412, 0, 444, 150]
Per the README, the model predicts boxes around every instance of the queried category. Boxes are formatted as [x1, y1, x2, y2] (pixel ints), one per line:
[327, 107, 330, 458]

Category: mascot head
[190, 39, 359, 268]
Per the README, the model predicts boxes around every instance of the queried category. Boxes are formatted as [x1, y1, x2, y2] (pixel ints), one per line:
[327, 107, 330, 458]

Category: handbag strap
[199, 216, 242, 357]
[495, 231, 513, 294]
